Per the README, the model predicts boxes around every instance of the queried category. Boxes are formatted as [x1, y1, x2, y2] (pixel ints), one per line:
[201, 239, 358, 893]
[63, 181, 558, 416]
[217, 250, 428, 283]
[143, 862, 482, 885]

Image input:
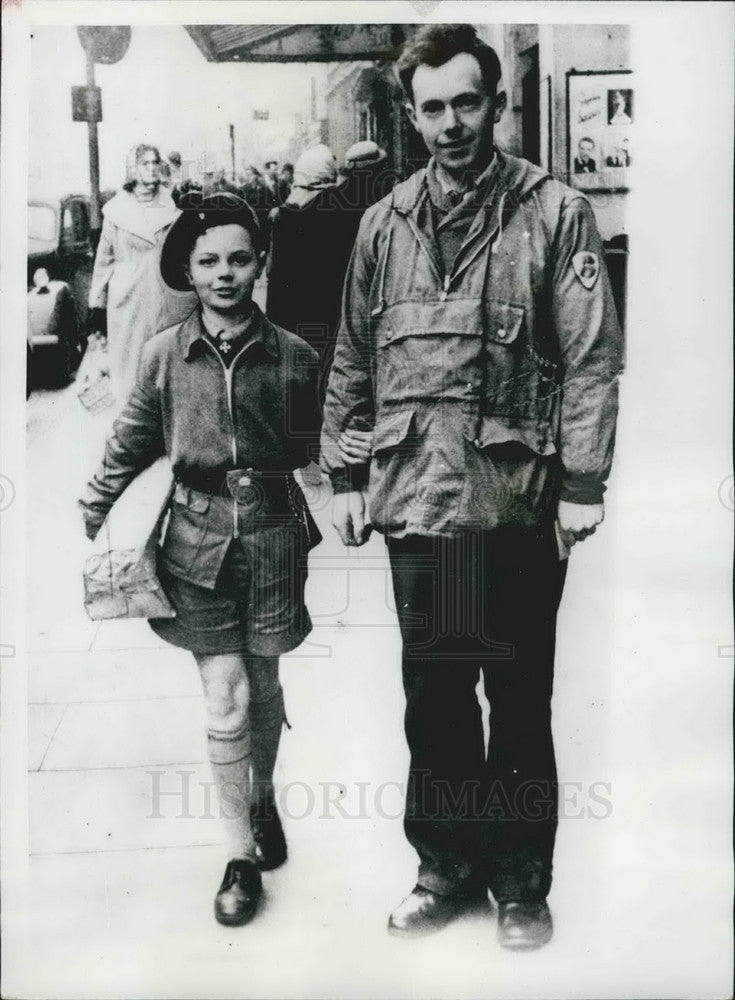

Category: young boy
[80, 192, 322, 927]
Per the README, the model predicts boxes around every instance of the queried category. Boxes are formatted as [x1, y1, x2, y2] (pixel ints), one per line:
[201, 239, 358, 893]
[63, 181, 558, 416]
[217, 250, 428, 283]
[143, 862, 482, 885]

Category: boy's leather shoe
[388, 885, 484, 938]
[214, 859, 262, 926]
[251, 797, 288, 871]
[497, 900, 553, 950]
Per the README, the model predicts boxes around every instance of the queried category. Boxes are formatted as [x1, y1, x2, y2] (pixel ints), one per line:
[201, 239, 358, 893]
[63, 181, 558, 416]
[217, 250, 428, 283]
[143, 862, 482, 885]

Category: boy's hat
[160, 191, 263, 291]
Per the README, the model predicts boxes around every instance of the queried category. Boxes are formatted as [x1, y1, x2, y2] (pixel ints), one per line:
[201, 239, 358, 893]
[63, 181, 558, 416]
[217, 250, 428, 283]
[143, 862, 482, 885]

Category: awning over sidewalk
[185, 24, 414, 62]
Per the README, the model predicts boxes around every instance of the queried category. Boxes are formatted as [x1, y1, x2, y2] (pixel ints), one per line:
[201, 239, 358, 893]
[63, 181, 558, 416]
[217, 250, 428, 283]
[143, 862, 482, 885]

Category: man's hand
[338, 427, 373, 465]
[332, 490, 372, 547]
[557, 499, 604, 549]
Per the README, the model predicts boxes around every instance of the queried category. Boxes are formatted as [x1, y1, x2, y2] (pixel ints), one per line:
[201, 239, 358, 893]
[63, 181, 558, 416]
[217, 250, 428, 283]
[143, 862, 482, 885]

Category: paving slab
[90, 616, 172, 652]
[29, 646, 200, 704]
[28, 703, 68, 771]
[12, 839, 729, 1000]
[40, 697, 207, 771]
[29, 763, 222, 855]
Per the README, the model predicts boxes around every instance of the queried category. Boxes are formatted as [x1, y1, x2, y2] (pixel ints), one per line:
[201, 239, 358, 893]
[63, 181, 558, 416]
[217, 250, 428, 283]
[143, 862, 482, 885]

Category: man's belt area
[175, 468, 304, 521]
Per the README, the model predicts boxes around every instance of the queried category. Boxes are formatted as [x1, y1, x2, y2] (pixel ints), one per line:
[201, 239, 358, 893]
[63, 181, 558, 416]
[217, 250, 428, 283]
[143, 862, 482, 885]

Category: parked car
[27, 192, 112, 390]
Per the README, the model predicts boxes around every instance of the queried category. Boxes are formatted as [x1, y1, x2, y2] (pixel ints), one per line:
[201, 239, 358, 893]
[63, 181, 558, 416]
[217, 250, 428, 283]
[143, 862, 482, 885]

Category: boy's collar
[182, 303, 280, 362]
[200, 306, 255, 342]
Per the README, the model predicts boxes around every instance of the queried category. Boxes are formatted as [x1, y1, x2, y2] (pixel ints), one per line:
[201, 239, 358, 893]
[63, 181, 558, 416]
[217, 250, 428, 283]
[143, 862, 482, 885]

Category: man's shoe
[251, 798, 287, 871]
[388, 885, 484, 938]
[497, 900, 553, 950]
[214, 859, 262, 927]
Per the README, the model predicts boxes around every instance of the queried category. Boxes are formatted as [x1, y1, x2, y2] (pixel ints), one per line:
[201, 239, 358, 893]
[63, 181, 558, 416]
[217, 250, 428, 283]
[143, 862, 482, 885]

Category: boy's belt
[177, 468, 295, 498]
[175, 470, 303, 522]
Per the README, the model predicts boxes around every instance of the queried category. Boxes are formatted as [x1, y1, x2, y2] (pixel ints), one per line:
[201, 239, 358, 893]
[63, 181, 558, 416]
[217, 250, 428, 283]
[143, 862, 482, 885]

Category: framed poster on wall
[567, 69, 633, 191]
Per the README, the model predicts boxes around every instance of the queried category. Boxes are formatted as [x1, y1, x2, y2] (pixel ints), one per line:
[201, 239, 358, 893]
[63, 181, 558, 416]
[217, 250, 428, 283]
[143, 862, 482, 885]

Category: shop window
[356, 104, 378, 142]
[60, 200, 90, 250]
[61, 206, 75, 247]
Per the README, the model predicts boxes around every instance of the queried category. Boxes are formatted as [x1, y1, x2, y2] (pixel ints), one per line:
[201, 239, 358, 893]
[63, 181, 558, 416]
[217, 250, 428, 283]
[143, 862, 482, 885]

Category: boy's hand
[557, 499, 604, 548]
[338, 427, 373, 465]
[332, 490, 372, 546]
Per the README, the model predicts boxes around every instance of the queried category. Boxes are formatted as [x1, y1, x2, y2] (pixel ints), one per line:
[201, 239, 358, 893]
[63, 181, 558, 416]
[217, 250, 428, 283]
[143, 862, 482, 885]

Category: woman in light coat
[88, 143, 196, 404]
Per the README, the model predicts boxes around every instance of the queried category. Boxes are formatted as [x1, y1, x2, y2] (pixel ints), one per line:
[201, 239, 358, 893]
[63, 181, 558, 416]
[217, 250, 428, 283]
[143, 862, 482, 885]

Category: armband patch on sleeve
[572, 251, 600, 290]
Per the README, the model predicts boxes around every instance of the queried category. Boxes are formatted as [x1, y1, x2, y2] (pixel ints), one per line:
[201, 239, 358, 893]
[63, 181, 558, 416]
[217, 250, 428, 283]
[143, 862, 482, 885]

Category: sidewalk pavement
[15, 346, 730, 998]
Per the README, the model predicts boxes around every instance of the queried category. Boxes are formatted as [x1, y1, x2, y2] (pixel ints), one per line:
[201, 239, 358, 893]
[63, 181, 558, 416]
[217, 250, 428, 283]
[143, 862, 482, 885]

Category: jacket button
[497, 328, 507, 339]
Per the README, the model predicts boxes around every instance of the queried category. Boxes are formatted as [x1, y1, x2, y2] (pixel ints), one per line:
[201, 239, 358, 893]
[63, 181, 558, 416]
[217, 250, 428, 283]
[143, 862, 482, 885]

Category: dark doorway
[521, 45, 541, 166]
[404, 115, 430, 176]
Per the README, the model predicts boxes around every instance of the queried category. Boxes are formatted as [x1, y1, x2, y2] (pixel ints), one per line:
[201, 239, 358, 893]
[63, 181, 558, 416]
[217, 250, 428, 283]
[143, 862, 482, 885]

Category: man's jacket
[80, 306, 322, 588]
[320, 151, 624, 537]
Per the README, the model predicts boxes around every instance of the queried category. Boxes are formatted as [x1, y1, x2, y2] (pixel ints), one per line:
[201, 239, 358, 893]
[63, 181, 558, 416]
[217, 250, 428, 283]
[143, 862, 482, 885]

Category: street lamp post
[85, 51, 102, 238]
[75, 26, 132, 248]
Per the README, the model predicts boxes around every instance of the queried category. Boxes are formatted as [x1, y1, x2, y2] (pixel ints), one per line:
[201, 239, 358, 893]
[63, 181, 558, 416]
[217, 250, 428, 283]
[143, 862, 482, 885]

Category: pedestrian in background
[238, 164, 274, 234]
[167, 150, 184, 203]
[275, 162, 294, 206]
[87, 143, 196, 405]
[80, 193, 322, 928]
[263, 159, 280, 203]
[206, 167, 241, 197]
[265, 143, 360, 402]
[340, 140, 396, 216]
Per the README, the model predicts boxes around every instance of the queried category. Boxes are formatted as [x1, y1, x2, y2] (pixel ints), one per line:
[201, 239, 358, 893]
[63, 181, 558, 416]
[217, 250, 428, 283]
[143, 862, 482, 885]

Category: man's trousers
[387, 524, 568, 901]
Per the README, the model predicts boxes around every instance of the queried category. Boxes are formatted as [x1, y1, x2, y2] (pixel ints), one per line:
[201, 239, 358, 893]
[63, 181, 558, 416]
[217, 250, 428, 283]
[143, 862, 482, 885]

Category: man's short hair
[396, 24, 502, 103]
[579, 137, 595, 148]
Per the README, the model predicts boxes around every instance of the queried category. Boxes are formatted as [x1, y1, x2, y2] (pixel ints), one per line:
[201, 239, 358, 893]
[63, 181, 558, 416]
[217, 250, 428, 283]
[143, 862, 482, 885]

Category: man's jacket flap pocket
[487, 300, 524, 345]
[372, 409, 415, 454]
[468, 416, 557, 456]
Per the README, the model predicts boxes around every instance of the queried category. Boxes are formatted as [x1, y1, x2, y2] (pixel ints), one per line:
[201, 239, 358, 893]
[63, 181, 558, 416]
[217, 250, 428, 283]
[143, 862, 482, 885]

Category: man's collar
[183, 303, 280, 362]
[427, 151, 498, 209]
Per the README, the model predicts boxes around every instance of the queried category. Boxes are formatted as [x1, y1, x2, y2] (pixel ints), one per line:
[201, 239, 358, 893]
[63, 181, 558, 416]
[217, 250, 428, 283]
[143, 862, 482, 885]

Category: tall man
[321, 24, 623, 949]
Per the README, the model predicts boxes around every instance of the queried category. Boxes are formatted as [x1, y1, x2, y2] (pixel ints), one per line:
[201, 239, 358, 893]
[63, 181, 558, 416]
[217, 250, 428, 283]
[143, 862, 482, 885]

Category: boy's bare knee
[195, 653, 250, 730]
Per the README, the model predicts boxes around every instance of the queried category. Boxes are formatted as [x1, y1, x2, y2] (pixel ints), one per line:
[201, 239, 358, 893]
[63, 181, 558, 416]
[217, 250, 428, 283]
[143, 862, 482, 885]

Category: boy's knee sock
[250, 685, 285, 806]
[207, 720, 257, 862]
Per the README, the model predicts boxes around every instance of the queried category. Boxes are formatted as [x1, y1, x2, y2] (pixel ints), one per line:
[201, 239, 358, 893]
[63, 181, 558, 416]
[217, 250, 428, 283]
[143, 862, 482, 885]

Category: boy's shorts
[149, 524, 312, 656]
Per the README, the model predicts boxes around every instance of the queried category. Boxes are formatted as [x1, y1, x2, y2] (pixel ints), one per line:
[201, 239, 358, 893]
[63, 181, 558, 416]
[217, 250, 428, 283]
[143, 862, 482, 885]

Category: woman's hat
[160, 191, 263, 291]
[286, 144, 338, 208]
